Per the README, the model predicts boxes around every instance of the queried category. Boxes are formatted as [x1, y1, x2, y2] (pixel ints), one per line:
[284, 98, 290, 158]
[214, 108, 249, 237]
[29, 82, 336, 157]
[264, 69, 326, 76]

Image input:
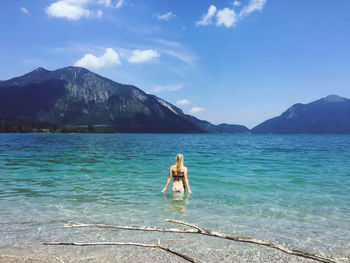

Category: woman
[162, 154, 192, 194]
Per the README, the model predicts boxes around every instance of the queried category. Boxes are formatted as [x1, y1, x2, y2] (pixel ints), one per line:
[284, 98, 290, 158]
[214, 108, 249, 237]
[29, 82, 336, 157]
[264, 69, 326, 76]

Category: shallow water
[0, 134, 349, 262]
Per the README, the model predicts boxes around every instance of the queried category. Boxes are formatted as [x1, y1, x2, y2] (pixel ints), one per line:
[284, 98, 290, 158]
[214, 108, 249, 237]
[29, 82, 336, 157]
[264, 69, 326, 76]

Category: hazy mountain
[214, 123, 250, 133]
[252, 95, 350, 134]
[0, 66, 248, 133]
[183, 115, 250, 133]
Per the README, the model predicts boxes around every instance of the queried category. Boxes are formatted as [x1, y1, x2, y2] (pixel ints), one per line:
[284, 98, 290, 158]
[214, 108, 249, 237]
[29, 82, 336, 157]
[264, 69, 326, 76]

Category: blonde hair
[175, 153, 184, 172]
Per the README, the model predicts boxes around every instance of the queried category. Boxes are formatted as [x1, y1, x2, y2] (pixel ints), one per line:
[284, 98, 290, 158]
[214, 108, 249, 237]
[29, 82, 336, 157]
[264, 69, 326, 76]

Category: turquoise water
[0, 134, 349, 262]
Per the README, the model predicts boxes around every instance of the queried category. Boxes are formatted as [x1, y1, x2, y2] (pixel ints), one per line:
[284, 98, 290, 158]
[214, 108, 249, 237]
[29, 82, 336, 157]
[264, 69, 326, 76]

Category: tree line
[0, 117, 117, 133]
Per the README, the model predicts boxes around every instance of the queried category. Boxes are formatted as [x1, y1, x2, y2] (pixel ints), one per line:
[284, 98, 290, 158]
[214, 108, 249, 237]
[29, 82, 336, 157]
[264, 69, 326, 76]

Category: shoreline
[0, 222, 346, 263]
[0, 240, 334, 263]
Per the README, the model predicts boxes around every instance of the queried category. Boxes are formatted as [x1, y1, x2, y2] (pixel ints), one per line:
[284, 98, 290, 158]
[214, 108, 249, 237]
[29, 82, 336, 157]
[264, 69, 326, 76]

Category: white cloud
[45, 0, 122, 20]
[233, 1, 241, 6]
[21, 7, 30, 15]
[198, 0, 267, 28]
[216, 8, 237, 28]
[239, 0, 267, 18]
[46, 0, 90, 20]
[116, 0, 124, 8]
[128, 49, 160, 64]
[75, 48, 121, 70]
[153, 84, 184, 93]
[196, 5, 217, 26]
[189, 107, 205, 114]
[156, 12, 175, 21]
[176, 99, 191, 106]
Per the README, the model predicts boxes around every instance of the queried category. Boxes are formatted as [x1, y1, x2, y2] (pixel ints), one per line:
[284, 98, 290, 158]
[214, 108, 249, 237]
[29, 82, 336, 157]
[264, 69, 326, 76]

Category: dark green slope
[0, 67, 199, 132]
[0, 66, 248, 133]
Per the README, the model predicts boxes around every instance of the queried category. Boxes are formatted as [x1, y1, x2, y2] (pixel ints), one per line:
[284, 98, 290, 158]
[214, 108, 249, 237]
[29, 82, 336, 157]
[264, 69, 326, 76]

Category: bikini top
[172, 170, 184, 180]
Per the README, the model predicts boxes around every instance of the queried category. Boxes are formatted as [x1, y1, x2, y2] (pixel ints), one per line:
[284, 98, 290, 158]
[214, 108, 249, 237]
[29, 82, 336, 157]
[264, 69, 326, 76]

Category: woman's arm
[184, 167, 192, 194]
[161, 167, 172, 192]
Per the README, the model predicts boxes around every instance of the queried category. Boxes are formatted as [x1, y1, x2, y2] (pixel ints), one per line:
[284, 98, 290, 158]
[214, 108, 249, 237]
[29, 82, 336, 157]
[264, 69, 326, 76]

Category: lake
[0, 134, 349, 262]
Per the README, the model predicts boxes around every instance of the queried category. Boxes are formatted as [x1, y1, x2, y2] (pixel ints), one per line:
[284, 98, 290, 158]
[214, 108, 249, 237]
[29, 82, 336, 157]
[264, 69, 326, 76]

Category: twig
[64, 220, 338, 263]
[43, 240, 200, 263]
[166, 219, 205, 233]
[53, 255, 66, 263]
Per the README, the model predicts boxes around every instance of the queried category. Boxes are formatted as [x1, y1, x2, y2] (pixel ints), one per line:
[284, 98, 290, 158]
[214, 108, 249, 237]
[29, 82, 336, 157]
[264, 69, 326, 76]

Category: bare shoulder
[170, 165, 176, 170]
[183, 166, 188, 172]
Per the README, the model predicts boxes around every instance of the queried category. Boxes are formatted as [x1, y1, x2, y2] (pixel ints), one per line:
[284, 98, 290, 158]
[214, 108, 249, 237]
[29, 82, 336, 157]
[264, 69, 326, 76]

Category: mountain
[252, 95, 350, 134]
[183, 115, 250, 133]
[0, 66, 248, 133]
[214, 123, 250, 133]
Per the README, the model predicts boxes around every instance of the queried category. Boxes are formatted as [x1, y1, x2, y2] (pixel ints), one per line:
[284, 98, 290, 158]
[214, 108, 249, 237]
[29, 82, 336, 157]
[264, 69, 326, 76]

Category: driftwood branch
[166, 219, 337, 263]
[64, 220, 338, 263]
[43, 240, 199, 263]
[64, 221, 197, 233]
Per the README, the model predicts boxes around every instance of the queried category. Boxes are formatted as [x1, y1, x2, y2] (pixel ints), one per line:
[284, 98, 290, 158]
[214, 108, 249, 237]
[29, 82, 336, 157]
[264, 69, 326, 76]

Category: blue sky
[0, 0, 349, 128]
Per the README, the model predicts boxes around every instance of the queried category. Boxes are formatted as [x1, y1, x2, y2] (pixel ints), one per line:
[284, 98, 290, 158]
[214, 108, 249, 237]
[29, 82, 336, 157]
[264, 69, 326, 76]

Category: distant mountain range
[252, 95, 350, 134]
[1, 67, 349, 134]
[0, 66, 249, 133]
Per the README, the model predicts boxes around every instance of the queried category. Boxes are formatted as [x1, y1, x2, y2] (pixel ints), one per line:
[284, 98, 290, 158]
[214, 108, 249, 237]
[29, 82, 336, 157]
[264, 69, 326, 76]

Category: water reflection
[163, 192, 190, 215]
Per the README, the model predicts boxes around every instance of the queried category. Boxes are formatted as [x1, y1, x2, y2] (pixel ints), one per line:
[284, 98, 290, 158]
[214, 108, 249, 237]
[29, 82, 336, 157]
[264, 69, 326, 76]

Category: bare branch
[64, 221, 196, 234]
[63, 220, 338, 263]
[164, 221, 337, 263]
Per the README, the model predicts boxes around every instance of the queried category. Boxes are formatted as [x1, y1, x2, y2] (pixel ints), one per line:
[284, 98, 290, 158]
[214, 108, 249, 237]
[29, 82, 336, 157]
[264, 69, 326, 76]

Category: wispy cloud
[196, 5, 217, 26]
[96, 10, 103, 18]
[156, 11, 175, 21]
[75, 48, 121, 70]
[97, 0, 111, 7]
[197, 0, 267, 28]
[116, 0, 124, 8]
[21, 7, 30, 15]
[154, 38, 182, 48]
[128, 49, 160, 63]
[238, 0, 267, 18]
[52, 42, 106, 55]
[176, 99, 191, 106]
[189, 107, 205, 114]
[162, 49, 196, 67]
[153, 84, 184, 93]
[153, 38, 197, 68]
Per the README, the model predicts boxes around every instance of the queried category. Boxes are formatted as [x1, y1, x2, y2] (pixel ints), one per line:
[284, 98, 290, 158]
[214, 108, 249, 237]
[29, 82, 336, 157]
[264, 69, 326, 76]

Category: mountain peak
[323, 95, 346, 102]
[33, 67, 49, 73]
[63, 66, 90, 72]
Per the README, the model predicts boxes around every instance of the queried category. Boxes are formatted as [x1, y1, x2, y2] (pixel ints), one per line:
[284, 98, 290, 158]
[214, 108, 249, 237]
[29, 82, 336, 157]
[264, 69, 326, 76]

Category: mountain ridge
[252, 95, 350, 134]
[0, 66, 249, 133]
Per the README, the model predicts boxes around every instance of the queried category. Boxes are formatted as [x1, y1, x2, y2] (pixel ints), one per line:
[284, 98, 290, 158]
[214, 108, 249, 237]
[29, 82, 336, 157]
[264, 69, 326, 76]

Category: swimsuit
[172, 171, 185, 192]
